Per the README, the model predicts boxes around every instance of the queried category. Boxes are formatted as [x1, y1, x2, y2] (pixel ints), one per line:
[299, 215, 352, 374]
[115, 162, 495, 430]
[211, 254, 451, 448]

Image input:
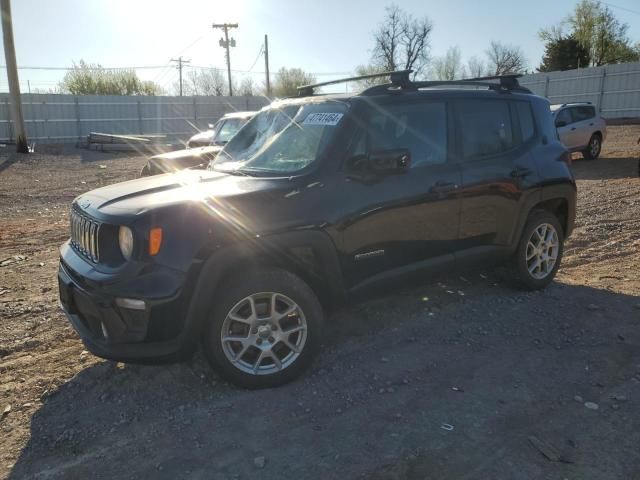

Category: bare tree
[198, 69, 227, 96]
[486, 41, 527, 75]
[466, 56, 487, 78]
[238, 77, 255, 96]
[372, 4, 433, 77]
[178, 68, 228, 96]
[430, 46, 463, 80]
[180, 69, 200, 96]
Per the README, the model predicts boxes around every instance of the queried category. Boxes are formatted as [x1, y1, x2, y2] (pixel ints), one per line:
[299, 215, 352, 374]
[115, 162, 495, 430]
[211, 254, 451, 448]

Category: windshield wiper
[222, 168, 253, 177]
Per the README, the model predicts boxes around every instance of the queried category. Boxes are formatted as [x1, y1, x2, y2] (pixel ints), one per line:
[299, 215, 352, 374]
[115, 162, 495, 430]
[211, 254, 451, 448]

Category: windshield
[210, 102, 348, 175]
[213, 117, 247, 145]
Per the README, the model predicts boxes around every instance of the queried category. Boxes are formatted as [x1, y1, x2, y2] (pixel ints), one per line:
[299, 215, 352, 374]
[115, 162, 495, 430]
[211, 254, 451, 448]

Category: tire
[583, 133, 602, 160]
[508, 211, 564, 290]
[202, 268, 323, 389]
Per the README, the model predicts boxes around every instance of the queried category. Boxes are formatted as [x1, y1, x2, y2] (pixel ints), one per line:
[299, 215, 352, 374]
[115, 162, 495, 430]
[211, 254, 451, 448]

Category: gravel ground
[1, 127, 639, 480]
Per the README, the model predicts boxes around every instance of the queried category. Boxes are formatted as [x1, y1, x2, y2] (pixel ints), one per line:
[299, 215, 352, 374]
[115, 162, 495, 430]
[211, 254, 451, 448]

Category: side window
[571, 106, 595, 123]
[458, 100, 514, 160]
[515, 101, 535, 142]
[366, 102, 447, 167]
[555, 109, 572, 126]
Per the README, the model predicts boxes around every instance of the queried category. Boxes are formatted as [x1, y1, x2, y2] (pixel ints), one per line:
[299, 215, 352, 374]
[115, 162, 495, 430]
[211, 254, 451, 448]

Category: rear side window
[365, 102, 447, 167]
[571, 106, 595, 122]
[515, 102, 535, 142]
[458, 100, 513, 160]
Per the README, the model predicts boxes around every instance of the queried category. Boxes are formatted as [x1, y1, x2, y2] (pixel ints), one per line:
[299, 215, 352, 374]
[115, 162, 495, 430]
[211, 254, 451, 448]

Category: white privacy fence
[520, 61, 640, 119]
[0, 94, 270, 144]
[1, 62, 639, 144]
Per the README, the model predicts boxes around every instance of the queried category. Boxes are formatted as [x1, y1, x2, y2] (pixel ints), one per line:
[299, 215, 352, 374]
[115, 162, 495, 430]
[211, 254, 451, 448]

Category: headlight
[118, 226, 134, 260]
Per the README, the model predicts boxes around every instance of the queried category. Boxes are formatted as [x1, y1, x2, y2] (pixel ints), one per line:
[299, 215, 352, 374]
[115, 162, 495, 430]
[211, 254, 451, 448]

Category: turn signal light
[149, 227, 163, 256]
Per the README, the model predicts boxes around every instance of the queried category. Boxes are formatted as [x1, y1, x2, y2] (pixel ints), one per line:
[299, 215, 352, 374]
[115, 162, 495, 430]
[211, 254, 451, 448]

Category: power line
[0, 64, 169, 71]
[0, 64, 353, 77]
[246, 45, 263, 72]
[600, 1, 640, 15]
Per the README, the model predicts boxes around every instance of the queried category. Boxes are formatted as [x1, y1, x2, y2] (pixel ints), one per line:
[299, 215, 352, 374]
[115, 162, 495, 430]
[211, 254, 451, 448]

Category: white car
[187, 111, 255, 148]
[551, 102, 607, 159]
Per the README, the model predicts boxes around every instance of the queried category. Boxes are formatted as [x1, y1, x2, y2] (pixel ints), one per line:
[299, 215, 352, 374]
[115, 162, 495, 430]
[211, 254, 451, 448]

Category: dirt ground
[1, 127, 639, 480]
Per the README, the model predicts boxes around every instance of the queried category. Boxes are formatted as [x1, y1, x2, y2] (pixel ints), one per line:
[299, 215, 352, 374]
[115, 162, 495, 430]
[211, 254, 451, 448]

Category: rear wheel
[583, 133, 601, 160]
[202, 268, 323, 389]
[508, 211, 564, 290]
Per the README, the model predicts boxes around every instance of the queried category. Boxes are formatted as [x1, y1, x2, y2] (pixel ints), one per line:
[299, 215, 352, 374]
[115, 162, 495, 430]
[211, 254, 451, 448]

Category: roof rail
[559, 101, 593, 107]
[297, 70, 412, 97]
[361, 73, 532, 95]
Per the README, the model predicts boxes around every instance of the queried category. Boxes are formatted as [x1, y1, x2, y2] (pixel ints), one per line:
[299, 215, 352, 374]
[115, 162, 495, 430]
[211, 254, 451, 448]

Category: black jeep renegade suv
[58, 72, 576, 388]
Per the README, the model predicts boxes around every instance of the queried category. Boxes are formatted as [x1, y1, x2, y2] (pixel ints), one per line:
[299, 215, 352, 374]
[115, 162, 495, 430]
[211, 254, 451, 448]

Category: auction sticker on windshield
[302, 112, 344, 126]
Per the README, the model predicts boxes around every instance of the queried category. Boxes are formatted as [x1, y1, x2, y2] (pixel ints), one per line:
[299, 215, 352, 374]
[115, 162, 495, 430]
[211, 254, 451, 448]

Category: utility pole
[171, 56, 190, 96]
[264, 34, 271, 96]
[212, 23, 238, 96]
[1, 0, 27, 153]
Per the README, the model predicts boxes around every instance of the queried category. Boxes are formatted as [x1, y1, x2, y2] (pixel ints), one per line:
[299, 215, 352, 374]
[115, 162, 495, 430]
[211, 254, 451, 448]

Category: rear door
[455, 98, 541, 254]
[338, 98, 461, 287]
[569, 105, 597, 148]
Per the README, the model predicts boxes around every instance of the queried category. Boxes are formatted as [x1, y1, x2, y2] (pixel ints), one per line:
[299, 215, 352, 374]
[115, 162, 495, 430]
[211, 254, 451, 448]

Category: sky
[3, 0, 640, 94]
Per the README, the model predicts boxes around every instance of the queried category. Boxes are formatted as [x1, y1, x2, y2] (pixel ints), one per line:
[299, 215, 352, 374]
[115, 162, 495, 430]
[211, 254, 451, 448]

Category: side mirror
[208, 123, 215, 129]
[369, 149, 411, 173]
[346, 149, 410, 182]
[555, 120, 567, 128]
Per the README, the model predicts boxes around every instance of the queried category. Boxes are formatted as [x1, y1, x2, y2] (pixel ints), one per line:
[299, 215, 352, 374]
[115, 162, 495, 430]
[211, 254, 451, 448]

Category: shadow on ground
[571, 156, 638, 180]
[9, 274, 640, 480]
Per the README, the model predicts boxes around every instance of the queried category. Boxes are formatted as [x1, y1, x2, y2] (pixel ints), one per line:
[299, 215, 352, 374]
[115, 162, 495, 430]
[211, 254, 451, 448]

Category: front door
[336, 98, 461, 288]
[555, 107, 580, 149]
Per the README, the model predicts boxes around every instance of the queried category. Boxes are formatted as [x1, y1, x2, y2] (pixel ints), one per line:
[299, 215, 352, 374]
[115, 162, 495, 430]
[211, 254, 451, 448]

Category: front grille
[70, 209, 100, 263]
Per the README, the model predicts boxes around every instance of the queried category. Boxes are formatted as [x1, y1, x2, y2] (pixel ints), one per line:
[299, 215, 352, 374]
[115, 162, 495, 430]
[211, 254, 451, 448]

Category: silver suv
[551, 102, 606, 159]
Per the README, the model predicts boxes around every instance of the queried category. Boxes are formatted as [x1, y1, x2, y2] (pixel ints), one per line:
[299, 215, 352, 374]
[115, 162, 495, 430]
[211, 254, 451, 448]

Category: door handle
[510, 167, 533, 178]
[589, 123, 594, 126]
[571, 127, 576, 131]
[429, 181, 459, 193]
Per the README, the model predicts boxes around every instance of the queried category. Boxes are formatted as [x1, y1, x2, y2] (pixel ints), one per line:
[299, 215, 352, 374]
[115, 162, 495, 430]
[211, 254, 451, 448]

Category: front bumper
[58, 243, 196, 363]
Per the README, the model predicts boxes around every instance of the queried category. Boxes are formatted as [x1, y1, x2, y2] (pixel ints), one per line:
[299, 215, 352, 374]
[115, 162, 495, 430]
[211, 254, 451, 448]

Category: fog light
[115, 297, 146, 310]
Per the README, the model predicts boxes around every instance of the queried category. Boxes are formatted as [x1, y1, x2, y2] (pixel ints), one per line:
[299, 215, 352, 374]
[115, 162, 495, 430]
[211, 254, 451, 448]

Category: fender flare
[179, 229, 345, 345]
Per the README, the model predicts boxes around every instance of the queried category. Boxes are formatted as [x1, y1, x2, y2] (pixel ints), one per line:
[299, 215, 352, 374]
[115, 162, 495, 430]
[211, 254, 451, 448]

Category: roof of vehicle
[262, 71, 541, 110]
[222, 111, 256, 119]
[550, 102, 594, 111]
[265, 87, 540, 112]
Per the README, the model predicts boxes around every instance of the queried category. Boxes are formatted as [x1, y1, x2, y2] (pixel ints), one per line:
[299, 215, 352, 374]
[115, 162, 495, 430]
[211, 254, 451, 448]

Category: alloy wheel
[526, 223, 559, 280]
[220, 292, 307, 376]
[590, 136, 600, 157]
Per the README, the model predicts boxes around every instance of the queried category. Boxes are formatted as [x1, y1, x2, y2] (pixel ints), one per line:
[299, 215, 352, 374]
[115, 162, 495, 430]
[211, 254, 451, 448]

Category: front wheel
[508, 211, 564, 290]
[583, 133, 601, 160]
[202, 268, 323, 389]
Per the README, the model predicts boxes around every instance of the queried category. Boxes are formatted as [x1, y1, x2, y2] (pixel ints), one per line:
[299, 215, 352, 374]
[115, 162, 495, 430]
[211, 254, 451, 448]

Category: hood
[151, 145, 221, 161]
[188, 130, 215, 144]
[75, 169, 286, 218]
[148, 146, 223, 174]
